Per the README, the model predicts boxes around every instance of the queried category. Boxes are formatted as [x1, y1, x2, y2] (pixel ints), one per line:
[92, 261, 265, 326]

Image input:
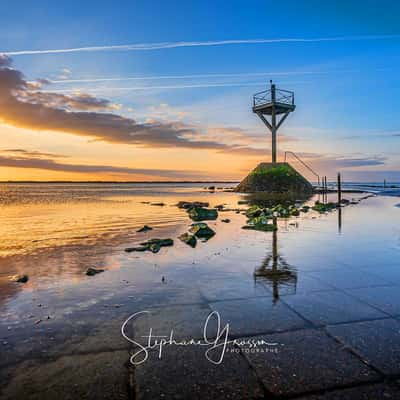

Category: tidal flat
[0, 182, 400, 399]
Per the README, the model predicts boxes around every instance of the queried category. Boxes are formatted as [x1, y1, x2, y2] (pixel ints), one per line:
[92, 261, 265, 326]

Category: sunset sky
[1, 0, 400, 182]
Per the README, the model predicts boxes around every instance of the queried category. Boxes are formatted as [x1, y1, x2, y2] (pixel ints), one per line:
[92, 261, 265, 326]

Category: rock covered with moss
[188, 207, 218, 221]
[125, 238, 174, 253]
[236, 162, 313, 194]
[312, 201, 338, 213]
[189, 223, 216, 240]
[179, 232, 197, 248]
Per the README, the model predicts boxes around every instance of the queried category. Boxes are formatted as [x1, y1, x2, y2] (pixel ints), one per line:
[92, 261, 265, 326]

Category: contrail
[45, 81, 284, 93]
[3, 35, 400, 56]
[50, 70, 335, 84]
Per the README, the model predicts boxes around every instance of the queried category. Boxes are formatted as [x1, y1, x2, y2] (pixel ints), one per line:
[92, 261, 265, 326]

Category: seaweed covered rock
[312, 201, 338, 213]
[179, 233, 197, 248]
[189, 223, 216, 240]
[188, 207, 218, 221]
[125, 238, 174, 253]
[236, 162, 313, 195]
[242, 216, 277, 232]
[177, 201, 209, 209]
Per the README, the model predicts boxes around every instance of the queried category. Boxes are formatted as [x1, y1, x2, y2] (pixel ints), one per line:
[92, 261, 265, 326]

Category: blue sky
[0, 0, 399, 181]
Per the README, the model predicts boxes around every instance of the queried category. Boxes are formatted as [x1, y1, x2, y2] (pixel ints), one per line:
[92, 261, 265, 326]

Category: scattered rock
[136, 225, 153, 232]
[178, 233, 197, 248]
[208, 186, 215, 190]
[151, 202, 165, 206]
[125, 246, 148, 252]
[12, 274, 29, 283]
[189, 223, 216, 240]
[141, 238, 174, 247]
[221, 219, 231, 223]
[86, 267, 105, 276]
[126, 238, 174, 253]
[214, 204, 225, 210]
[238, 200, 249, 205]
[245, 205, 264, 218]
[312, 201, 338, 213]
[188, 207, 218, 221]
[242, 216, 277, 232]
[177, 201, 209, 209]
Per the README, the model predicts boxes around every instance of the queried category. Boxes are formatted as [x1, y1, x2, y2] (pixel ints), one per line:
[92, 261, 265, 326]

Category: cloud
[0, 150, 202, 178]
[1, 148, 67, 158]
[0, 54, 11, 67]
[3, 35, 400, 56]
[46, 81, 271, 93]
[49, 69, 337, 84]
[0, 57, 270, 156]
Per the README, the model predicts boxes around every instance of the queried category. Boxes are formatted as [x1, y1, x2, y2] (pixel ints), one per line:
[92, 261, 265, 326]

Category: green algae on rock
[125, 238, 174, 253]
[188, 207, 218, 221]
[189, 223, 216, 240]
[177, 201, 209, 209]
[312, 201, 338, 213]
[236, 162, 313, 195]
[242, 217, 277, 232]
[178, 233, 197, 248]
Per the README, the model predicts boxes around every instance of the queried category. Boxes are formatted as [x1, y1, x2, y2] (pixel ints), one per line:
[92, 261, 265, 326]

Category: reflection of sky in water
[0, 184, 399, 364]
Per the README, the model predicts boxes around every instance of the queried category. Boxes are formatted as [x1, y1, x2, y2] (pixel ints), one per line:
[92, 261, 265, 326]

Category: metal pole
[337, 173, 342, 205]
[271, 83, 277, 164]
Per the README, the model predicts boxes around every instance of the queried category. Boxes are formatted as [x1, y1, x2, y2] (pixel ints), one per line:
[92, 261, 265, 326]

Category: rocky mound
[236, 162, 313, 194]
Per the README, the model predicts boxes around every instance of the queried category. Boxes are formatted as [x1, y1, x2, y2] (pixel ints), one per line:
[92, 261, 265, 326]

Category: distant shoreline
[0, 181, 240, 184]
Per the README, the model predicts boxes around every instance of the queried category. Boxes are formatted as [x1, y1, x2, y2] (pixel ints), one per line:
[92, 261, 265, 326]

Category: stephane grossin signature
[121, 310, 279, 366]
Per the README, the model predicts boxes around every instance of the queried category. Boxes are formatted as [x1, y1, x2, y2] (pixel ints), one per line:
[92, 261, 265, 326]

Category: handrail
[253, 87, 294, 107]
[284, 151, 320, 186]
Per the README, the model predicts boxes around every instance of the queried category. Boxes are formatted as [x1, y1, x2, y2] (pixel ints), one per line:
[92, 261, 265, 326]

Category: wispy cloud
[50, 70, 336, 84]
[0, 149, 202, 178]
[3, 35, 400, 56]
[46, 81, 272, 93]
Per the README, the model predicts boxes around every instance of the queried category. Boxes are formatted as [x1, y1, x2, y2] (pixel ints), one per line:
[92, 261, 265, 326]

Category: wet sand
[1, 183, 400, 399]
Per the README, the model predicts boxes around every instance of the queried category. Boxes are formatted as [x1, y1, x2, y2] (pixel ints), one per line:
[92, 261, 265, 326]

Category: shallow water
[0, 183, 400, 389]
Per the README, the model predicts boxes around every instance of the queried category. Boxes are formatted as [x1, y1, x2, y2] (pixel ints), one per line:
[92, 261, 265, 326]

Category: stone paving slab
[240, 328, 379, 397]
[258, 273, 335, 297]
[199, 277, 271, 302]
[0, 350, 130, 400]
[134, 344, 265, 400]
[210, 297, 309, 336]
[296, 382, 400, 399]
[132, 303, 213, 341]
[308, 268, 392, 290]
[345, 286, 400, 316]
[283, 290, 386, 326]
[327, 318, 400, 376]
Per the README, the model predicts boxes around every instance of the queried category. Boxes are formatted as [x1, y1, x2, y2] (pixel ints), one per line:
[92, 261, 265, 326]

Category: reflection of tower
[254, 217, 297, 302]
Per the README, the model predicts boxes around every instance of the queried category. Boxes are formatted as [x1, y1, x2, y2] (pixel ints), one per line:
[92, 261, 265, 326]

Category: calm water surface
[0, 182, 399, 374]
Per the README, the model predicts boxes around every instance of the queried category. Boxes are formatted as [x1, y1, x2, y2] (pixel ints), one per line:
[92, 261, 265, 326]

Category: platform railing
[253, 88, 295, 107]
[284, 151, 320, 186]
